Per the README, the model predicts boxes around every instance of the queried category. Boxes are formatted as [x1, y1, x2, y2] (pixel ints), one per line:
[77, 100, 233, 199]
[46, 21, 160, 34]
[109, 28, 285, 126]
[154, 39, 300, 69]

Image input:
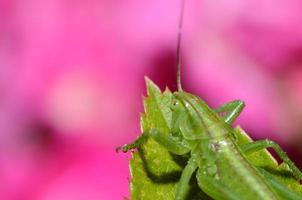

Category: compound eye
[171, 100, 180, 110]
[172, 100, 179, 106]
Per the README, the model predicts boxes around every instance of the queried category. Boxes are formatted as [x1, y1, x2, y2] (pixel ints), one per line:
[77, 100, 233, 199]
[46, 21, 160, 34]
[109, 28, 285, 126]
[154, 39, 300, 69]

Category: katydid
[117, 0, 302, 199]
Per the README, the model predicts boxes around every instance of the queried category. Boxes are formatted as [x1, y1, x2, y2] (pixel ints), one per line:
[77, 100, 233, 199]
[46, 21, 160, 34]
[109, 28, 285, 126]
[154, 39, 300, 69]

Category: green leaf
[143, 77, 173, 132]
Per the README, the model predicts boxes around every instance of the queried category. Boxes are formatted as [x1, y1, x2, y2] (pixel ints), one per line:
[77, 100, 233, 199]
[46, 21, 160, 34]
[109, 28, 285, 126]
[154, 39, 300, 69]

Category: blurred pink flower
[1, 0, 302, 199]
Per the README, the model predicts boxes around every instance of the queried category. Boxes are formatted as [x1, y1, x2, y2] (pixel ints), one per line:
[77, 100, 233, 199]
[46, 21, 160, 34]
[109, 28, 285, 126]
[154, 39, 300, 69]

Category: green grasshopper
[117, 1, 302, 199]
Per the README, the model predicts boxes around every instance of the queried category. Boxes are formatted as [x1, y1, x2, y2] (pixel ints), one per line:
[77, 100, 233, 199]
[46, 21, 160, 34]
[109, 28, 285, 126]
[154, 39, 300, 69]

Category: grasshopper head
[170, 92, 187, 135]
[171, 91, 208, 140]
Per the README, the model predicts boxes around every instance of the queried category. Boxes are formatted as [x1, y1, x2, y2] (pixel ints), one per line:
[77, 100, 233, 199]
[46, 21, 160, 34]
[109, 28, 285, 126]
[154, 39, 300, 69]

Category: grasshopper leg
[117, 129, 191, 155]
[175, 156, 198, 200]
[241, 140, 302, 180]
[215, 100, 245, 124]
[149, 128, 190, 155]
[116, 133, 148, 152]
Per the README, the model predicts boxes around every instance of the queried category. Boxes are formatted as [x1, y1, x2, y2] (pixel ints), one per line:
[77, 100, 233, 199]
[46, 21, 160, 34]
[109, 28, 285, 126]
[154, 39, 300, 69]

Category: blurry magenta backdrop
[1, 0, 302, 199]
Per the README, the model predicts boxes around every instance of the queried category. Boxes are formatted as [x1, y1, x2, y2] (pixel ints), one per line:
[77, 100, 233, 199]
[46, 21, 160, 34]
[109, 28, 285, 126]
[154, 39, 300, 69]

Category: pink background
[1, 0, 302, 199]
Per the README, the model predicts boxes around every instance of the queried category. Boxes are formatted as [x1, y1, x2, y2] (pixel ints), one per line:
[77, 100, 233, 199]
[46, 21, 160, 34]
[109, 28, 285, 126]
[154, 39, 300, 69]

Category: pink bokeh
[1, 0, 302, 199]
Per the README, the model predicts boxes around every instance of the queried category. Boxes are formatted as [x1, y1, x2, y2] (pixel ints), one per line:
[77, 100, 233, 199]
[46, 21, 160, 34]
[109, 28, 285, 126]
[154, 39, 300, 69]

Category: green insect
[117, 1, 302, 200]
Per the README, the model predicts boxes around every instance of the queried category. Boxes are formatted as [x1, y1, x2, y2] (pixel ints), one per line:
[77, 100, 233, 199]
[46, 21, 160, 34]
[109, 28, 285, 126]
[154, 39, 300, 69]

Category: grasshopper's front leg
[175, 156, 198, 200]
[215, 100, 245, 124]
[116, 133, 148, 152]
[117, 129, 190, 155]
[148, 128, 190, 155]
[241, 140, 302, 180]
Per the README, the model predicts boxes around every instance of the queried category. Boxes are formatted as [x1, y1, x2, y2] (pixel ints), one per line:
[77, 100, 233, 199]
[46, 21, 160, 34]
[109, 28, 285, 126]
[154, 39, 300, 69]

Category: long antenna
[176, 0, 186, 91]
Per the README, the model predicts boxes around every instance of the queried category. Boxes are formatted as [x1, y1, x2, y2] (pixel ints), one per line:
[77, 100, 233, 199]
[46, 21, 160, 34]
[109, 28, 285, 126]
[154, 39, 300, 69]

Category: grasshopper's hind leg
[241, 140, 302, 180]
[215, 100, 245, 124]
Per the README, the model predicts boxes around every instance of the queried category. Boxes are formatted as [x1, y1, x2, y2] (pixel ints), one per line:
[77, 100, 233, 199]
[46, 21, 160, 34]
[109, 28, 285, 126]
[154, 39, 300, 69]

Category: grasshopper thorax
[172, 91, 230, 141]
